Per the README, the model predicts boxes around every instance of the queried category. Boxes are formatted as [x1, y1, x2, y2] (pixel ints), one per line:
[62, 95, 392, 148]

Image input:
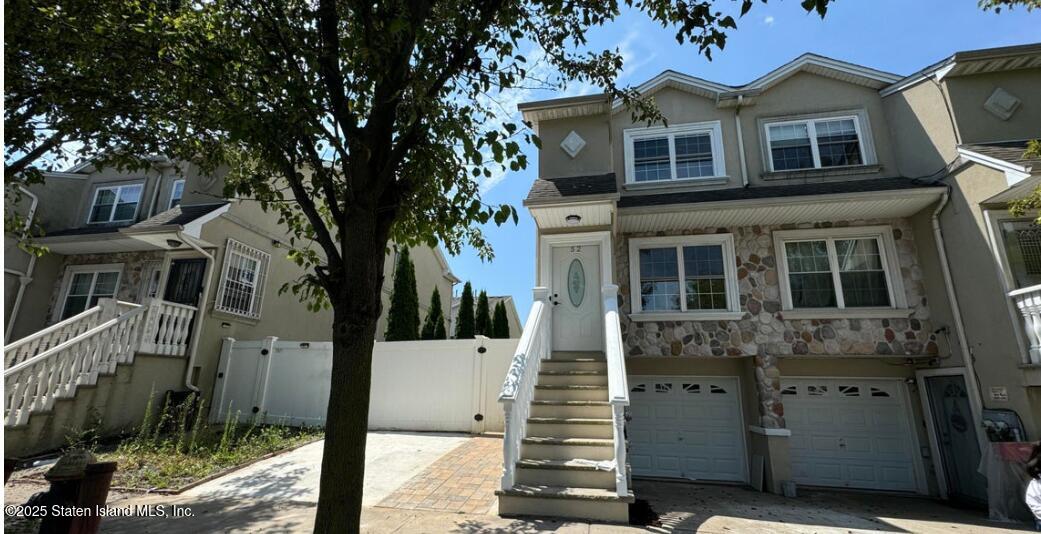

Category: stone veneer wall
[45, 251, 166, 325]
[616, 218, 938, 359]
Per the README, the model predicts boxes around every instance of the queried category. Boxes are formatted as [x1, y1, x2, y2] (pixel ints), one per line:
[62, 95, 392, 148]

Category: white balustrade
[4, 301, 147, 427]
[1010, 284, 1041, 364]
[3, 297, 197, 427]
[139, 299, 199, 356]
[602, 284, 630, 497]
[498, 287, 552, 490]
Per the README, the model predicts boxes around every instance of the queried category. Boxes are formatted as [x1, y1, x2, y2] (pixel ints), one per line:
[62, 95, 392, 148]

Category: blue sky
[445, 0, 1040, 319]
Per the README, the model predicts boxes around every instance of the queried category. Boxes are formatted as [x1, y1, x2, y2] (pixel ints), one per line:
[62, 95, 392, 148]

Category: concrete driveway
[182, 431, 468, 506]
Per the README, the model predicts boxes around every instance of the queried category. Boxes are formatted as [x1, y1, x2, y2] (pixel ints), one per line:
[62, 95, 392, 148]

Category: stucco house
[497, 43, 1041, 521]
[3, 160, 459, 456]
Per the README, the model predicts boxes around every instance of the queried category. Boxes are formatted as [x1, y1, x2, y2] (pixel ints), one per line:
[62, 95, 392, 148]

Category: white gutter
[734, 94, 749, 188]
[5, 187, 40, 343]
[930, 190, 987, 448]
[177, 230, 215, 392]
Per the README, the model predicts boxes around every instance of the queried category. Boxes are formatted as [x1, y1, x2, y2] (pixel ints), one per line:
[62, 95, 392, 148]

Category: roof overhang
[518, 94, 610, 129]
[957, 147, 1033, 186]
[529, 199, 616, 230]
[618, 187, 945, 233]
[983, 174, 1041, 207]
[881, 43, 1041, 97]
[37, 228, 215, 255]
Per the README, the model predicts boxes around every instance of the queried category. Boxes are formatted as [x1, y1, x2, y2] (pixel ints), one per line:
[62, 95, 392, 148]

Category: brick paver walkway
[375, 435, 501, 515]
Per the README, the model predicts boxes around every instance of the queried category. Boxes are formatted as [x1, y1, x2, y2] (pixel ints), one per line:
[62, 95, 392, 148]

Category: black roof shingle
[524, 173, 618, 205]
[618, 177, 940, 209]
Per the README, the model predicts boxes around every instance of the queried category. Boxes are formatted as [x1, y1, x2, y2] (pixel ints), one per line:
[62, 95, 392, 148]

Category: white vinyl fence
[210, 336, 516, 433]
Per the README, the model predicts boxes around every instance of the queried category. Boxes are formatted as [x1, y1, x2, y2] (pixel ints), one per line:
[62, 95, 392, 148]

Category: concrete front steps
[497, 351, 633, 523]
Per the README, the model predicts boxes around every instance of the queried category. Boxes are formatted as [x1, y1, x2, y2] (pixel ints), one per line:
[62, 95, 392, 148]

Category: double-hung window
[88, 183, 144, 223]
[214, 239, 270, 319]
[169, 179, 185, 209]
[628, 234, 741, 319]
[624, 121, 725, 184]
[57, 265, 122, 320]
[765, 115, 869, 172]
[774, 227, 906, 312]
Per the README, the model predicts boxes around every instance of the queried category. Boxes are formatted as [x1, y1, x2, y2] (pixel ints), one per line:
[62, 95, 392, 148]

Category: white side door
[551, 244, 602, 351]
[783, 378, 918, 492]
[627, 376, 748, 482]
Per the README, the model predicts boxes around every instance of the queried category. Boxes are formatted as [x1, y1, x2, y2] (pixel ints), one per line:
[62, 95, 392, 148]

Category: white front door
[627, 376, 748, 482]
[783, 378, 918, 492]
[551, 244, 602, 351]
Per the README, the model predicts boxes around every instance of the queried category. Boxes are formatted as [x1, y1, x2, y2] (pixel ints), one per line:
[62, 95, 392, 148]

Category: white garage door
[627, 376, 747, 482]
[783, 378, 918, 492]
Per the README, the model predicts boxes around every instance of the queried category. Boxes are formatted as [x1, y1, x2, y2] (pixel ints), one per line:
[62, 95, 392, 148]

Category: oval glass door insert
[567, 259, 585, 307]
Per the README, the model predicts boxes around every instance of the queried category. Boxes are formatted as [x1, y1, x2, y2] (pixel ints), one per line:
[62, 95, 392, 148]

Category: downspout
[734, 94, 750, 188]
[177, 230, 215, 392]
[5, 186, 40, 342]
[930, 189, 987, 443]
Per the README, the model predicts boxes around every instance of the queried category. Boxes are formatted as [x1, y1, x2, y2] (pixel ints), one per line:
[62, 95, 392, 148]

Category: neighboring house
[498, 43, 1041, 522]
[449, 295, 522, 338]
[3, 160, 458, 456]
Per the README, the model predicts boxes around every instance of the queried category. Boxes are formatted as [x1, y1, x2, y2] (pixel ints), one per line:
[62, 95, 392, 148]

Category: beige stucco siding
[537, 114, 613, 179]
[610, 87, 742, 192]
[742, 72, 899, 185]
[918, 163, 1040, 439]
[881, 79, 960, 178]
[945, 69, 1041, 145]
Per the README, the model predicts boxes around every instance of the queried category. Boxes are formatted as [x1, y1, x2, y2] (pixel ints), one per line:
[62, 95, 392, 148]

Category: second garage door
[783, 378, 919, 492]
[627, 376, 747, 482]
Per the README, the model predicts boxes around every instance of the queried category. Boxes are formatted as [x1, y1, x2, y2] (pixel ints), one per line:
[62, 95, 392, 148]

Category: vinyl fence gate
[210, 336, 516, 434]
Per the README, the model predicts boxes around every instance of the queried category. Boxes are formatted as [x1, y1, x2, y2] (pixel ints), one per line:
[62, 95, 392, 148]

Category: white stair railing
[139, 299, 199, 356]
[499, 287, 552, 490]
[5, 301, 141, 369]
[4, 300, 148, 427]
[602, 284, 630, 497]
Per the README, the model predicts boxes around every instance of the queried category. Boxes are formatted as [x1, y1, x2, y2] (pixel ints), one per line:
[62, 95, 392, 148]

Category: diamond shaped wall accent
[560, 130, 586, 159]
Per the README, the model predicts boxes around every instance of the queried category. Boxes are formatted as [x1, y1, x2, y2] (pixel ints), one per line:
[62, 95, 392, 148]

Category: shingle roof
[44, 202, 228, 238]
[618, 177, 940, 209]
[44, 226, 124, 237]
[960, 140, 1041, 171]
[524, 173, 618, 205]
[129, 202, 229, 230]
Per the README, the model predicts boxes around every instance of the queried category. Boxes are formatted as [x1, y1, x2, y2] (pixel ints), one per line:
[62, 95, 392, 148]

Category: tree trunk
[313, 208, 390, 533]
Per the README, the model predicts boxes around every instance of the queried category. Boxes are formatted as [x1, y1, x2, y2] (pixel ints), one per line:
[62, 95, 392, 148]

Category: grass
[69, 390, 324, 490]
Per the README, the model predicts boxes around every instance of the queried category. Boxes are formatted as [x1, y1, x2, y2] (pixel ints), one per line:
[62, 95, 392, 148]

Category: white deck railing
[498, 287, 552, 490]
[602, 284, 630, 496]
[139, 300, 199, 356]
[3, 297, 198, 427]
[1010, 284, 1041, 364]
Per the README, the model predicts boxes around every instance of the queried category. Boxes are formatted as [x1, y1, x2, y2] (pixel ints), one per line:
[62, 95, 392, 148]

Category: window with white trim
[628, 234, 740, 316]
[623, 121, 725, 183]
[214, 239, 270, 319]
[58, 265, 122, 320]
[774, 227, 906, 311]
[169, 179, 185, 209]
[88, 183, 144, 223]
[765, 115, 868, 172]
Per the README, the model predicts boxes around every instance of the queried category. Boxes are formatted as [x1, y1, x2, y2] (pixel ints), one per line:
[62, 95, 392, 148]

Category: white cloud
[763, 15, 775, 26]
